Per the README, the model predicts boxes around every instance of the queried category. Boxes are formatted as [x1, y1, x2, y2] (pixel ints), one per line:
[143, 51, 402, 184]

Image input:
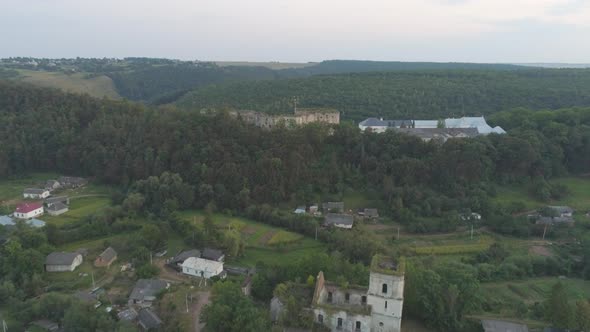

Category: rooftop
[138, 308, 163, 329]
[370, 255, 404, 276]
[324, 213, 354, 226]
[182, 257, 224, 272]
[45, 252, 80, 265]
[202, 248, 224, 261]
[15, 202, 43, 213]
[129, 279, 169, 301]
[98, 247, 117, 261]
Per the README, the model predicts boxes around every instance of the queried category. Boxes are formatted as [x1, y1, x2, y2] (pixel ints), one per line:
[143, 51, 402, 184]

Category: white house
[14, 202, 44, 219]
[23, 188, 50, 199]
[359, 116, 506, 136]
[45, 252, 83, 272]
[181, 257, 224, 279]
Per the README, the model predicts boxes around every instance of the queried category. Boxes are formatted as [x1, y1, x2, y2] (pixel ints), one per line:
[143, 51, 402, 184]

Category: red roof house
[14, 202, 44, 219]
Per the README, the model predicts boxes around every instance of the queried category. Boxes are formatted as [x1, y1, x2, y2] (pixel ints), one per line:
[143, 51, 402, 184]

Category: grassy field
[493, 176, 590, 212]
[15, 69, 121, 99]
[179, 210, 326, 267]
[479, 276, 590, 326]
[43, 196, 111, 226]
[0, 172, 59, 202]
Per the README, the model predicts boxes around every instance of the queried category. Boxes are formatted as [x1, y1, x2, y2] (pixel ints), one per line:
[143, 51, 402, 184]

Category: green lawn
[493, 176, 590, 212]
[479, 276, 590, 324]
[0, 172, 59, 202]
[43, 196, 111, 226]
[179, 210, 326, 267]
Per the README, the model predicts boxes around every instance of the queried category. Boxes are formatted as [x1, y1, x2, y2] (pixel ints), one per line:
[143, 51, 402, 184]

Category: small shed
[95, 247, 117, 267]
[138, 308, 163, 331]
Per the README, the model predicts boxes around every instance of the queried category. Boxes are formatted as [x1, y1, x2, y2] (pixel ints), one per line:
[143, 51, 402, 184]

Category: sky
[1, 0, 590, 63]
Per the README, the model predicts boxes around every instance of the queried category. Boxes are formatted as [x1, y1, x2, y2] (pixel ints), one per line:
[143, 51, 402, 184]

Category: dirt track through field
[193, 291, 210, 332]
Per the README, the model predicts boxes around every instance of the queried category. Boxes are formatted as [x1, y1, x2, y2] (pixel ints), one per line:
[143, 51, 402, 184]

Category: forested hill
[176, 68, 590, 121]
[277, 60, 526, 77]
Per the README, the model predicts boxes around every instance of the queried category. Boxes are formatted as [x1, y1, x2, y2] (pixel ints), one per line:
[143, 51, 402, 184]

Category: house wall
[313, 308, 372, 332]
[182, 265, 223, 279]
[24, 191, 49, 199]
[46, 255, 83, 272]
[14, 207, 44, 219]
[47, 207, 68, 216]
[367, 271, 404, 332]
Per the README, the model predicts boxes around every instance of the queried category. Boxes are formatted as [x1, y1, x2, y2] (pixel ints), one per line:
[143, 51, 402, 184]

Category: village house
[138, 308, 163, 331]
[57, 176, 88, 189]
[46, 202, 69, 216]
[324, 213, 354, 229]
[118, 308, 139, 322]
[167, 249, 201, 271]
[44, 179, 61, 192]
[359, 116, 506, 136]
[547, 206, 574, 218]
[312, 255, 404, 332]
[391, 127, 480, 143]
[14, 202, 44, 219]
[181, 257, 225, 279]
[30, 320, 60, 332]
[23, 188, 50, 199]
[359, 208, 379, 220]
[323, 201, 345, 214]
[45, 252, 83, 272]
[128, 279, 169, 306]
[201, 248, 225, 262]
[45, 195, 70, 207]
[294, 206, 306, 214]
[94, 247, 118, 267]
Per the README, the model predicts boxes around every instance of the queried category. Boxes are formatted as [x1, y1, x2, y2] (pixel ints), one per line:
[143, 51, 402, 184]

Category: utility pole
[2, 319, 7, 332]
[315, 226, 318, 241]
[185, 293, 189, 313]
[150, 252, 153, 265]
[470, 223, 474, 240]
[91, 272, 96, 289]
[542, 223, 548, 240]
[397, 227, 400, 240]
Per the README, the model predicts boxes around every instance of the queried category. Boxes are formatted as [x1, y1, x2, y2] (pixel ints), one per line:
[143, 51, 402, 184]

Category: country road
[193, 291, 211, 332]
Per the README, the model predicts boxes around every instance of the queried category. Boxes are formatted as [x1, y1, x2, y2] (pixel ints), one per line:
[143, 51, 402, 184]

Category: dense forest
[2, 81, 590, 231]
[177, 69, 590, 120]
[2, 79, 590, 331]
[1, 58, 536, 105]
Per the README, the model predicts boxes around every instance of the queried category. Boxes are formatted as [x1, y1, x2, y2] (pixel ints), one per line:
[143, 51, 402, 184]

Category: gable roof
[47, 202, 68, 211]
[202, 248, 224, 261]
[45, 252, 81, 266]
[182, 257, 224, 273]
[129, 279, 168, 301]
[138, 308, 163, 330]
[98, 247, 117, 261]
[170, 249, 201, 264]
[45, 196, 68, 205]
[16, 202, 43, 213]
[324, 213, 354, 226]
[118, 308, 138, 321]
[24, 188, 48, 195]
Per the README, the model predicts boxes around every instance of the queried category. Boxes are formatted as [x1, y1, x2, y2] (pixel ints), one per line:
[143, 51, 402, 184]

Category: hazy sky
[1, 0, 590, 63]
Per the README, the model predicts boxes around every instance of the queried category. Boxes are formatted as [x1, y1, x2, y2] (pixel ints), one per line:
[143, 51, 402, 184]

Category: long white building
[181, 257, 224, 279]
[359, 116, 506, 135]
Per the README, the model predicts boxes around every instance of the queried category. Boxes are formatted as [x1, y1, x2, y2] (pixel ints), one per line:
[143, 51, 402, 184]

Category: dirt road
[193, 291, 211, 332]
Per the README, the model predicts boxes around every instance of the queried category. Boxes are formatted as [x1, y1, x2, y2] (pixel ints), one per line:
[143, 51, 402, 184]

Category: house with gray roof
[45, 196, 69, 207]
[202, 248, 225, 262]
[128, 279, 169, 306]
[44, 179, 61, 192]
[23, 188, 50, 199]
[45, 252, 83, 272]
[57, 176, 87, 189]
[95, 247, 117, 267]
[46, 202, 69, 216]
[391, 127, 480, 143]
[138, 308, 163, 331]
[118, 307, 138, 321]
[547, 206, 574, 218]
[324, 213, 354, 229]
[358, 118, 414, 133]
[167, 249, 201, 270]
[322, 202, 344, 214]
